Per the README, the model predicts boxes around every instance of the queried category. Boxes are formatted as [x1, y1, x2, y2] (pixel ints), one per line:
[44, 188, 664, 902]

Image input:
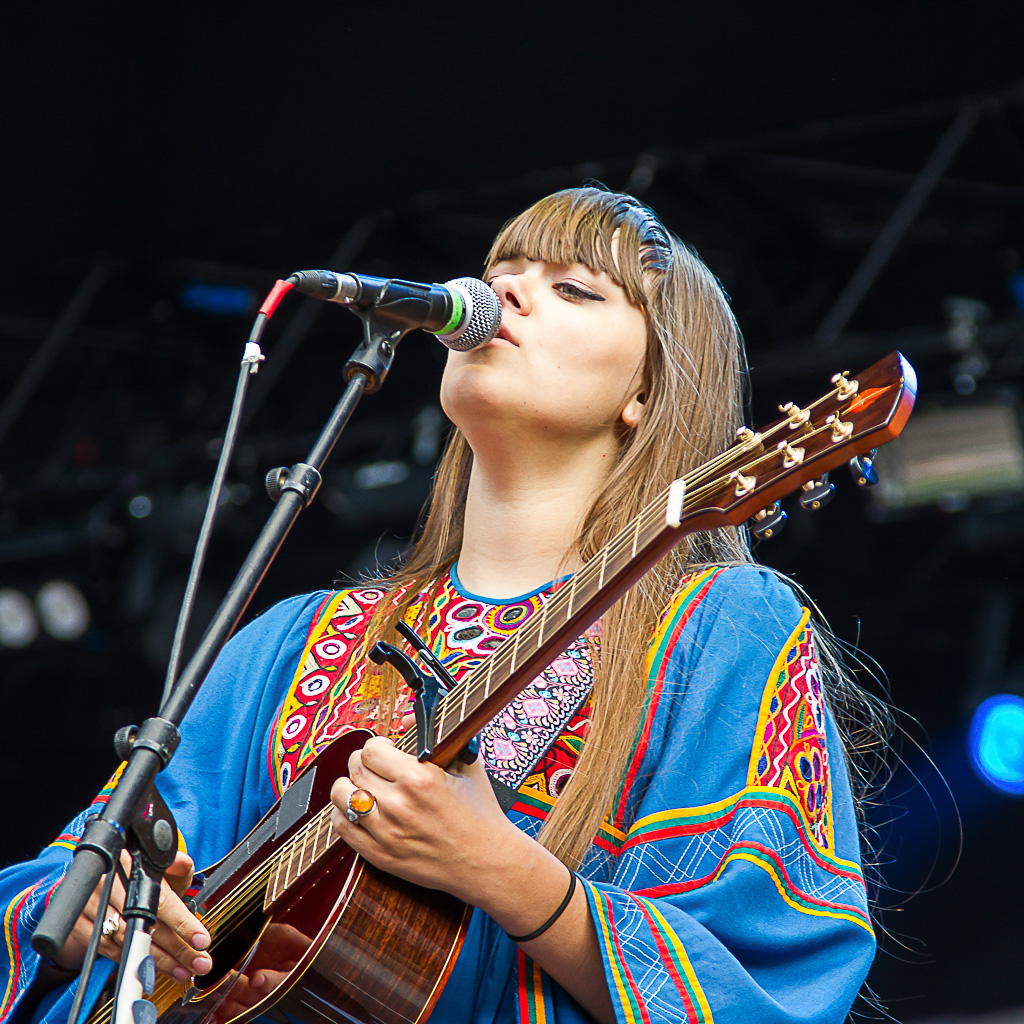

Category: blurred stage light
[969, 694, 1024, 796]
[0, 589, 39, 648]
[129, 494, 153, 518]
[36, 580, 90, 641]
[873, 401, 1024, 511]
[354, 460, 410, 490]
[180, 282, 255, 316]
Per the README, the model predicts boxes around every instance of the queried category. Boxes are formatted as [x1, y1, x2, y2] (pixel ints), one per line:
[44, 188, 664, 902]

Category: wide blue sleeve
[0, 592, 327, 1024]
[433, 566, 874, 1024]
[580, 566, 875, 1024]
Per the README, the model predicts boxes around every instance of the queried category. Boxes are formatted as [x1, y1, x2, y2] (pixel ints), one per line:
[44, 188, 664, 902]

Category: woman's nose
[491, 274, 531, 315]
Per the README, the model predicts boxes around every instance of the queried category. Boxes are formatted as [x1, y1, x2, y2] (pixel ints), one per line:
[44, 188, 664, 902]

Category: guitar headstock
[677, 351, 917, 534]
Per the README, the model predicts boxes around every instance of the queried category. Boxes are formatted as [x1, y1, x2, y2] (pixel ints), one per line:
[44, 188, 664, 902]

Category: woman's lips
[495, 324, 517, 345]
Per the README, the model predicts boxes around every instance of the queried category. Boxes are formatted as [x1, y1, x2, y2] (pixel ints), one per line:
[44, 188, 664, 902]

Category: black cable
[67, 859, 118, 1024]
[160, 330, 266, 708]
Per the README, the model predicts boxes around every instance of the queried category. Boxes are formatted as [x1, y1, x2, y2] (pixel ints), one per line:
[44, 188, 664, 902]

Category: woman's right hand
[52, 850, 212, 985]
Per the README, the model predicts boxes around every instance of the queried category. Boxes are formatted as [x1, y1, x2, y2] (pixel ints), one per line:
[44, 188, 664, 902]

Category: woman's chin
[440, 371, 513, 426]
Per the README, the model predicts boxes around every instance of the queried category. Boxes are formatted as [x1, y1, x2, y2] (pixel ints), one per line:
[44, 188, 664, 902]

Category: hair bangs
[484, 188, 667, 308]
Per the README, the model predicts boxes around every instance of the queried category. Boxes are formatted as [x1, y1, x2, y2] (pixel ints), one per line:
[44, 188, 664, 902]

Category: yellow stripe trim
[637, 896, 715, 1023]
[531, 958, 547, 1024]
[644, 568, 721, 675]
[2, 884, 35, 1012]
[625, 785, 863, 873]
[721, 849, 874, 935]
[586, 880, 639, 1024]
[271, 592, 351, 783]
[515, 785, 628, 844]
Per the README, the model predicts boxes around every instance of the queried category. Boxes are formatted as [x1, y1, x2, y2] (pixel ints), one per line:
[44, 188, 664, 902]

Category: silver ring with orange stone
[345, 788, 376, 824]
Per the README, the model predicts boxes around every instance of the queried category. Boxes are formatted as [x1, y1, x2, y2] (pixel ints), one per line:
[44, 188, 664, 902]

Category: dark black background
[2, 4, 1024, 1019]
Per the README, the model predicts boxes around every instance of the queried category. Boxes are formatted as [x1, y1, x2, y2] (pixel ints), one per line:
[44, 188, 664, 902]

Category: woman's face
[440, 255, 648, 452]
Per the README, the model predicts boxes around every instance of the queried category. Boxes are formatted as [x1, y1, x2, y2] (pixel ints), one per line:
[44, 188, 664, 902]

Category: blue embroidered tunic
[0, 565, 875, 1024]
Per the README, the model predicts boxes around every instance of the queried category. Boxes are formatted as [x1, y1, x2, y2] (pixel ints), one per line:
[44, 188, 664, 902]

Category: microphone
[287, 270, 501, 351]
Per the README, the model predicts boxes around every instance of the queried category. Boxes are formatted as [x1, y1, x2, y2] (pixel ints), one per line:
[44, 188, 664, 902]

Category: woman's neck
[455, 436, 616, 600]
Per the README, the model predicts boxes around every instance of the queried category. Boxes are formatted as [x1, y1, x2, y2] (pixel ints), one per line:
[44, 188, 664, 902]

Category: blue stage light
[969, 694, 1024, 796]
[180, 282, 254, 316]
[1009, 270, 1024, 312]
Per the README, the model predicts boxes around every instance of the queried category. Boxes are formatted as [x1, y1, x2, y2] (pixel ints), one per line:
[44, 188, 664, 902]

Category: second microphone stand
[32, 294, 413, 1024]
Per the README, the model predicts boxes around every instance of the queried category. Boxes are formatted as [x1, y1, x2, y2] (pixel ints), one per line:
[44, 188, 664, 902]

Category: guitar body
[95, 730, 471, 1024]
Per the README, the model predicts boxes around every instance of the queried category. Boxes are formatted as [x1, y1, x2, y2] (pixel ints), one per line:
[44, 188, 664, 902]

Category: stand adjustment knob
[114, 726, 139, 760]
[265, 466, 288, 502]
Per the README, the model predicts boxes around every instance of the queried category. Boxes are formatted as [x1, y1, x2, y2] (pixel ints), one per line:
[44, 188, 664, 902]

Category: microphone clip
[343, 297, 417, 393]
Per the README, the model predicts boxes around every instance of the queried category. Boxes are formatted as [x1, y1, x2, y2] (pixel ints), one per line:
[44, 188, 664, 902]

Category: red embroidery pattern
[747, 617, 834, 851]
[270, 588, 407, 794]
[520, 696, 592, 801]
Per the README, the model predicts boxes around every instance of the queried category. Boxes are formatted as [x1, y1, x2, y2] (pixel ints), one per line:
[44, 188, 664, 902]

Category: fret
[598, 547, 608, 588]
[269, 851, 281, 904]
[537, 600, 549, 645]
[310, 815, 323, 862]
[297, 823, 309, 877]
[284, 836, 297, 888]
[315, 812, 329, 860]
[566, 573, 578, 617]
[436, 686, 455, 747]
[631, 513, 642, 556]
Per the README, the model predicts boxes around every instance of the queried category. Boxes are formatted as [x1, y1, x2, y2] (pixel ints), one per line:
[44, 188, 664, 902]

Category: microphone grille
[437, 278, 502, 351]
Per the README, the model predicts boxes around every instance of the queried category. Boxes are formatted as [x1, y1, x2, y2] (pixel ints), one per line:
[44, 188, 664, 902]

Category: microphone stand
[32, 294, 411, 1024]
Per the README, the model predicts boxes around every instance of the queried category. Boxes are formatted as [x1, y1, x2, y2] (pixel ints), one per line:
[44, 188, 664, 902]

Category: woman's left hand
[329, 735, 525, 910]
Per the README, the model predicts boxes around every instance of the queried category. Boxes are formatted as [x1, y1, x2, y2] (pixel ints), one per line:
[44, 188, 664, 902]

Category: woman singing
[1, 186, 879, 1024]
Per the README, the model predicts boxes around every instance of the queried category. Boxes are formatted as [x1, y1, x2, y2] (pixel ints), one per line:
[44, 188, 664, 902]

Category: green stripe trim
[625, 787, 864, 877]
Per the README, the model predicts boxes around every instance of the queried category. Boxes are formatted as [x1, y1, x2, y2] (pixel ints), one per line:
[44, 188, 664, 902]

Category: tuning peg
[799, 475, 835, 511]
[750, 502, 787, 540]
[849, 450, 878, 487]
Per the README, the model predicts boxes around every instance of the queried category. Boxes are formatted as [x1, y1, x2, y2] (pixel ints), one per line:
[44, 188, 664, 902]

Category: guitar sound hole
[194, 906, 267, 991]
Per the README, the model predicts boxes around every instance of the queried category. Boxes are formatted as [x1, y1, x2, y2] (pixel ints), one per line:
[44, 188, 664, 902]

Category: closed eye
[555, 282, 605, 302]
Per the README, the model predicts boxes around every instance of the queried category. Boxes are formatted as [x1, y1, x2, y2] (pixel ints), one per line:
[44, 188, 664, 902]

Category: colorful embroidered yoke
[0, 565, 876, 1024]
[269, 570, 597, 799]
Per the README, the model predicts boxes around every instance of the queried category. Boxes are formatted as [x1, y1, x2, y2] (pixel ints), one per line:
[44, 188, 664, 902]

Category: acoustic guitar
[85, 351, 916, 1024]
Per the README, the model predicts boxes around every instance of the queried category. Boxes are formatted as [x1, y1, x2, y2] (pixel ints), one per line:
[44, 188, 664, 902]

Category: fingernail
[193, 932, 209, 950]
[192, 955, 212, 975]
[172, 967, 192, 984]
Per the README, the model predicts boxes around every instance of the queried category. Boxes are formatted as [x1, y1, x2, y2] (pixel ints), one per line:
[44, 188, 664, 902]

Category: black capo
[369, 621, 479, 765]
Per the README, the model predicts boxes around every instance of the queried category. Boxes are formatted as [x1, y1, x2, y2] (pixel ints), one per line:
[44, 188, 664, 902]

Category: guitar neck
[404, 350, 916, 767]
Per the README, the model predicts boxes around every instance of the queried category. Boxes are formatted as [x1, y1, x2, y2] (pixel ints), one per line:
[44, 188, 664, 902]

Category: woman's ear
[620, 390, 646, 430]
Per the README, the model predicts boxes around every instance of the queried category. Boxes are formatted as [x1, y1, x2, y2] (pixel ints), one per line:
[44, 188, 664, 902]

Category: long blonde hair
[361, 187, 885, 869]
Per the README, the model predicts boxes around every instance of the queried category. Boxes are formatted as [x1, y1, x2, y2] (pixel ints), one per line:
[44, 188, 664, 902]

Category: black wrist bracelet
[505, 868, 578, 943]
